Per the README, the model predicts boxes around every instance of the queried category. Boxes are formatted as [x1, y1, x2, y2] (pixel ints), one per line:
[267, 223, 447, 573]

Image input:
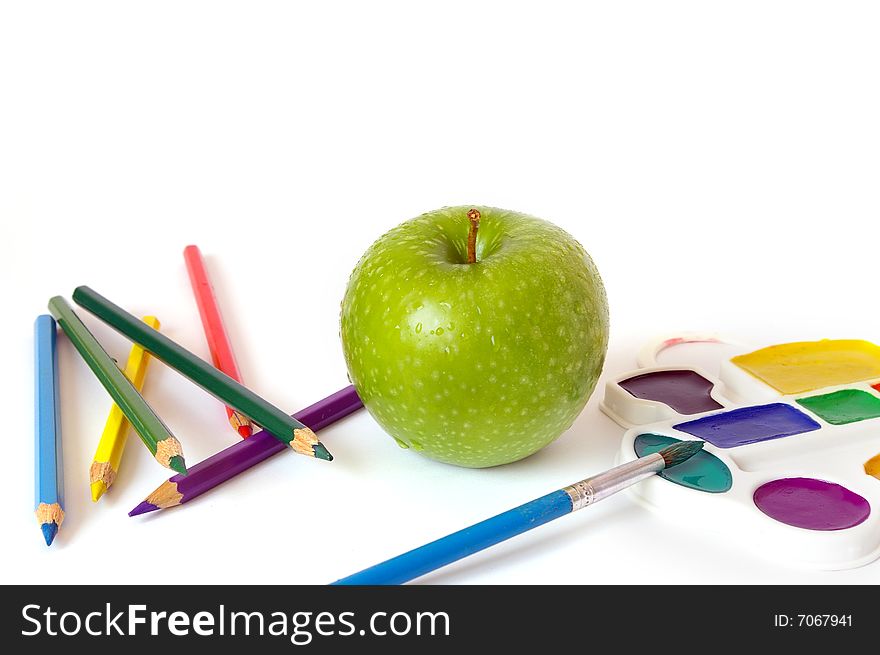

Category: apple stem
[466, 208, 481, 264]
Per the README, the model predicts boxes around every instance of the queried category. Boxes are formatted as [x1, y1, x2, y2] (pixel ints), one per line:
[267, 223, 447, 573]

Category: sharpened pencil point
[168, 455, 187, 475]
[90, 481, 107, 502]
[230, 411, 252, 434]
[238, 425, 253, 438]
[129, 501, 160, 517]
[41, 522, 58, 546]
[313, 442, 333, 461]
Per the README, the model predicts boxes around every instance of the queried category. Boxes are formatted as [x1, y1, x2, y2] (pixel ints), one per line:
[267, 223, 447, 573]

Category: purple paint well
[673, 403, 820, 448]
[129, 385, 363, 516]
[754, 478, 870, 531]
[618, 369, 722, 415]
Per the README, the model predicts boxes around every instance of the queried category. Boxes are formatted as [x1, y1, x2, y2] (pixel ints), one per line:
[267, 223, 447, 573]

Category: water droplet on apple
[436, 327, 444, 335]
[410, 440, 424, 451]
[393, 437, 410, 449]
[415, 322, 423, 334]
[490, 335, 496, 347]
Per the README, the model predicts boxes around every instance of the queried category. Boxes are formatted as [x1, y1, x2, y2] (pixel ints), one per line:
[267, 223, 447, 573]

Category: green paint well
[796, 389, 880, 425]
[634, 434, 732, 493]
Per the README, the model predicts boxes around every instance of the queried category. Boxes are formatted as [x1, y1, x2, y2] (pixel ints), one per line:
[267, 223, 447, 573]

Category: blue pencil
[332, 440, 704, 584]
[35, 315, 64, 547]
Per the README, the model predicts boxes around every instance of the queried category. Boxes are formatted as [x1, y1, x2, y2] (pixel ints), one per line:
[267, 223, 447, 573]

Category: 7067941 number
[773, 614, 853, 627]
[798, 614, 852, 627]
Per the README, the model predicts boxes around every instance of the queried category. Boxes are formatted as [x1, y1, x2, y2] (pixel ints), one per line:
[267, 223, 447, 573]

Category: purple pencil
[130, 385, 362, 516]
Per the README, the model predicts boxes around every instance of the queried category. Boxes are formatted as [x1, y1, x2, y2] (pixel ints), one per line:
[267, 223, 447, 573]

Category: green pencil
[72, 286, 333, 461]
[47, 297, 187, 475]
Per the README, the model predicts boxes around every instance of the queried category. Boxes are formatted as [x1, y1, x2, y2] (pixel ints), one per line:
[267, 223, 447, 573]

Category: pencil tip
[129, 501, 159, 517]
[41, 522, 58, 546]
[238, 425, 253, 438]
[313, 442, 334, 462]
[90, 481, 107, 502]
[168, 455, 188, 476]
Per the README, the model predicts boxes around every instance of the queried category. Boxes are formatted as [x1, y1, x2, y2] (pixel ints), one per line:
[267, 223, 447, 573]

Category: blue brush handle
[35, 315, 63, 509]
[332, 489, 573, 585]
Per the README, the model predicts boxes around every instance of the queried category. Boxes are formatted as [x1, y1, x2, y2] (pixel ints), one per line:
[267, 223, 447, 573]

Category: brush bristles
[659, 440, 705, 468]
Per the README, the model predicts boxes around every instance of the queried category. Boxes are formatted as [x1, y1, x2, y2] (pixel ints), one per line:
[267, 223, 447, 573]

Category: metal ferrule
[563, 452, 666, 511]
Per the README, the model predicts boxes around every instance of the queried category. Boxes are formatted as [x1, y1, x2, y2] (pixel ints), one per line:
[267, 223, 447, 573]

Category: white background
[1, 1, 878, 584]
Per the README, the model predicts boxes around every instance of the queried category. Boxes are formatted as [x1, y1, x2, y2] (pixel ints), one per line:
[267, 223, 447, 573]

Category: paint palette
[601, 336, 880, 570]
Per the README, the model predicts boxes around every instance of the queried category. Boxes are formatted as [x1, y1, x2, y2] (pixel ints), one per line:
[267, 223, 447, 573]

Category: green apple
[340, 206, 609, 468]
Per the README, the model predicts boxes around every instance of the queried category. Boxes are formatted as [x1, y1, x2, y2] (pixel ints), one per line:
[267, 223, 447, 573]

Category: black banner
[3, 585, 872, 652]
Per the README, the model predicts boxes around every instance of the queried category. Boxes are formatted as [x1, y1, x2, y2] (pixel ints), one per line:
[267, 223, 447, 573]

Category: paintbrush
[332, 439, 705, 585]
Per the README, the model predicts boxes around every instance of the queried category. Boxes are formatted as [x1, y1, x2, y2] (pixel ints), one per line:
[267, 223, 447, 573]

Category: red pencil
[183, 245, 253, 438]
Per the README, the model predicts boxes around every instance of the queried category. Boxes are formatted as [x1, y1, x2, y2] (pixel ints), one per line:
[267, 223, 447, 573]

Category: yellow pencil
[89, 316, 160, 501]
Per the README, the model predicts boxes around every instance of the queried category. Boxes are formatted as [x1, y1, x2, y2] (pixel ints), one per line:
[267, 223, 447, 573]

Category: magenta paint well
[753, 478, 870, 531]
[673, 403, 820, 448]
[618, 369, 723, 415]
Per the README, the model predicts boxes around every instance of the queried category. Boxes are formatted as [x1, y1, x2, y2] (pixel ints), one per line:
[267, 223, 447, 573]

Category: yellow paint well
[866, 453, 880, 480]
[731, 339, 880, 394]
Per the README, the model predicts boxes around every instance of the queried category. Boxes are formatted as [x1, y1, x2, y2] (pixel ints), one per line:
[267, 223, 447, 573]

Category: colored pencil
[184, 245, 253, 438]
[90, 316, 160, 502]
[48, 297, 187, 475]
[35, 315, 64, 546]
[73, 285, 333, 461]
[332, 440, 705, 585]
[130, 385, 362, 515]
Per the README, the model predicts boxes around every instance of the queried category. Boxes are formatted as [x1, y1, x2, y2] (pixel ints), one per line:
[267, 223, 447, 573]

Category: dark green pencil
[72, 286, 332, 461]
[47, 297, 187, 475]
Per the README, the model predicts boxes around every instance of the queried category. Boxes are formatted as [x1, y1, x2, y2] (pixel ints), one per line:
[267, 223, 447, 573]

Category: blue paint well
[673, 403, 820, 448]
